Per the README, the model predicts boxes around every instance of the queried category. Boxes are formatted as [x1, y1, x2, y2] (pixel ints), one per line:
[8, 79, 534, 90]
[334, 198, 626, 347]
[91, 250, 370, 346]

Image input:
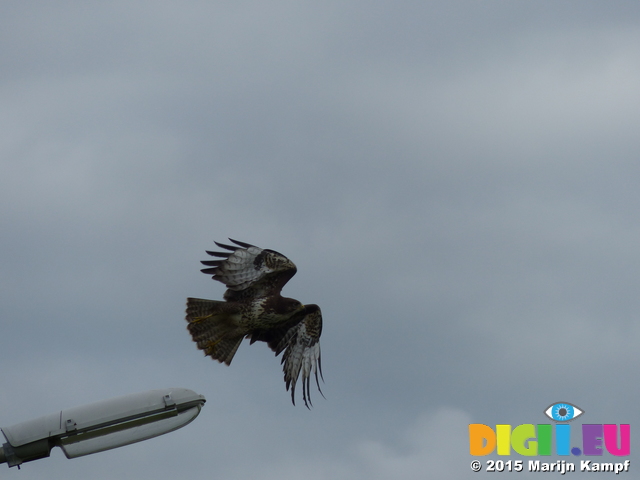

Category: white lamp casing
[0, 388, 205, 468]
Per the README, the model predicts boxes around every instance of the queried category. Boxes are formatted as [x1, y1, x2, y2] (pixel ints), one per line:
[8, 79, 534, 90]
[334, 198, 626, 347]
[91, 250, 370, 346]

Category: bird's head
[281, 297, 305, 314]
[302, 304, 320, 315]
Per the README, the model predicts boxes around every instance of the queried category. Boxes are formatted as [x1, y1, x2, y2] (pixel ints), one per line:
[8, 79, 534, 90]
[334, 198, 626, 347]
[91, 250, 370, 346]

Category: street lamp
[0, 388, 205, 468]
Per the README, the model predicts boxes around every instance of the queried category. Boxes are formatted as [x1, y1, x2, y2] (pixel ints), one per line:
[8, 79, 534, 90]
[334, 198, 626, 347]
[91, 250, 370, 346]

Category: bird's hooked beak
[294, 303, 307, 316]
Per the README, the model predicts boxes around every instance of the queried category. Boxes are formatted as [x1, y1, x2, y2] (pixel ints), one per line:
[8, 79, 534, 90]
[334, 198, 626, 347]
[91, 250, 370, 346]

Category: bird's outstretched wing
[200, 239, 297, 298]
[272, 304, 324, 408]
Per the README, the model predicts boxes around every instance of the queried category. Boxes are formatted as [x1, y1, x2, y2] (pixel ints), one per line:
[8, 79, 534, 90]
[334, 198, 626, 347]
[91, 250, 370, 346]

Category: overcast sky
[1, 1, 639, 478]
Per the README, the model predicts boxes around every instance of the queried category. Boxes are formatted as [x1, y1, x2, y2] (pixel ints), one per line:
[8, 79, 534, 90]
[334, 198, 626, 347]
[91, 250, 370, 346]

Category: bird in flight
[185, 239, 324, 407]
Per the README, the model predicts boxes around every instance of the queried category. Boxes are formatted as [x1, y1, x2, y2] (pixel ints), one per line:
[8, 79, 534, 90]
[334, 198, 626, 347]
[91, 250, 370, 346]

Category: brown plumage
[186, 239, 324, 407]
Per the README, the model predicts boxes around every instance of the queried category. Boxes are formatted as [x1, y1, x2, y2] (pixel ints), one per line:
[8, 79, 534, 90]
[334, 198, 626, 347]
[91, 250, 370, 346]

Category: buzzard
[186, 239, 324, 407]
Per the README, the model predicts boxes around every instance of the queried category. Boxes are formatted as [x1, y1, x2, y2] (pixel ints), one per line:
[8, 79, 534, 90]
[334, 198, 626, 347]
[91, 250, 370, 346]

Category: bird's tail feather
[185, 298, 245, 365]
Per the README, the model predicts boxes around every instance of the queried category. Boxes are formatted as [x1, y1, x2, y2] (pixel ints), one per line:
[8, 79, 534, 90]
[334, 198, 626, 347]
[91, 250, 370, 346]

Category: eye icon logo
[544, 402, 584, 422]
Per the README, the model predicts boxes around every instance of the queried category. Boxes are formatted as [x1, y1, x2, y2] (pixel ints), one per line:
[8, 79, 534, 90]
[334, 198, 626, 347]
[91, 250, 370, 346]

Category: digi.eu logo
[469, 402, 630, 457]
